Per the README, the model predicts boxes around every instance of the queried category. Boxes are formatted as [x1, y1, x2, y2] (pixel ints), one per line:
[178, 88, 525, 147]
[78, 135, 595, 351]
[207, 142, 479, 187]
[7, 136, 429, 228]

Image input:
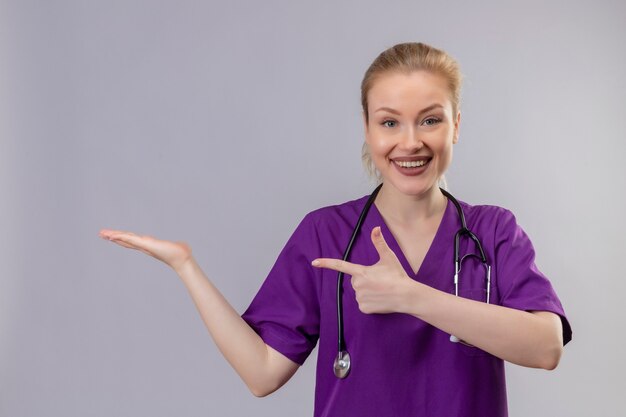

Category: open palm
[99, 229, 193, 273]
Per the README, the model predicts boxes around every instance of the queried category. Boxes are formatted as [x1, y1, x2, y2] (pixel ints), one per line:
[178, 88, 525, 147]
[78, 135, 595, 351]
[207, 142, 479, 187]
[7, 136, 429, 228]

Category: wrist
[173, 255, 197, 278]
[400, 279, 434, 317]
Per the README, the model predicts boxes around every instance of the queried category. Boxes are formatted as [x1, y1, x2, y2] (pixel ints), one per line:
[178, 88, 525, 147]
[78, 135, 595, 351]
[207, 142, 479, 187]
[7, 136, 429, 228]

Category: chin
[386, 178, 438, 198]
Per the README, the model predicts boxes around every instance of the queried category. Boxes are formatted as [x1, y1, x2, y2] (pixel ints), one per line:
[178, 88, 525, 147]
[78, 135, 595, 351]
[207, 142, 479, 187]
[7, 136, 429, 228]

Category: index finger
[311, 258, 363, 276]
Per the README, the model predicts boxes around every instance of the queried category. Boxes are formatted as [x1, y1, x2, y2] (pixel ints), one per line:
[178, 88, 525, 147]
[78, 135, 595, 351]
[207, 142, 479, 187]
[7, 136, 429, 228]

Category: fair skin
[99, 69, 562, 399]
[363, 70, 460, 276]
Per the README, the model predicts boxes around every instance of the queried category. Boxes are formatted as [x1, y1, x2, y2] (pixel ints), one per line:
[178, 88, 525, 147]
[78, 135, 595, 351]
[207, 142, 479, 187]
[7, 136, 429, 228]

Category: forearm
[402, 281, 563, 369]
[174, 257, 276, 395]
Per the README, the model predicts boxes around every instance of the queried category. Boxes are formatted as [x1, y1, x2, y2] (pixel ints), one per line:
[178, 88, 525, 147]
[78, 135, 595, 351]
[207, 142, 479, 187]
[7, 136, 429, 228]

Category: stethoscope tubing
[333, 185, 490, 378]
[336, 183, 382, 354]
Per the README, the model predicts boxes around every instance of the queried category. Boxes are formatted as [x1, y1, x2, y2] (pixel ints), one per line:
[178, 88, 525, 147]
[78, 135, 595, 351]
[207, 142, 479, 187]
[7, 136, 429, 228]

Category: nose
[399, 125, 424, 151]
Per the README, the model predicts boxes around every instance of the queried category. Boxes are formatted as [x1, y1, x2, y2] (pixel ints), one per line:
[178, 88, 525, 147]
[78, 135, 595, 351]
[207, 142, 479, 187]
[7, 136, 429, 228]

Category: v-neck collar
[367, 196, 456, 282]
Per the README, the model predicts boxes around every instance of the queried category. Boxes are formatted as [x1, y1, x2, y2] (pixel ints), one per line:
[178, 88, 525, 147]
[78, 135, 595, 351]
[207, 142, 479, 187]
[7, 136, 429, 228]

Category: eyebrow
[374, 103, 444, 115]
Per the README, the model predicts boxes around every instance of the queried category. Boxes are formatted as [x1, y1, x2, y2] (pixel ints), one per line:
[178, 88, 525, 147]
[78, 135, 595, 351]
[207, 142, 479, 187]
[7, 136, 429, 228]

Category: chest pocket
[456, 256, 491, 303]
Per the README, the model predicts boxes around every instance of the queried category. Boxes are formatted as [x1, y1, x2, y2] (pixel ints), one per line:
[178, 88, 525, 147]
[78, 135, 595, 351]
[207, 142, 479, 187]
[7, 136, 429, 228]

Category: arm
[401, 282, 563, 369]
[175, 257, 300, 396]
[99, 230, 299, 397]
[312, 225, 565, 370]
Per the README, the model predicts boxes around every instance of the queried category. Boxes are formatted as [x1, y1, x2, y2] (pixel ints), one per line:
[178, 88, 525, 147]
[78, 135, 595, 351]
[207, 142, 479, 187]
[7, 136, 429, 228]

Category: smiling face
[364, 70, 460, 199]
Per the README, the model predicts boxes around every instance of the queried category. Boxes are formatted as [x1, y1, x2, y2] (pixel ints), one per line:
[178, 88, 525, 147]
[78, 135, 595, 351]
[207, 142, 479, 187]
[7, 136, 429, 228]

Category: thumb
[371, 226, 395, 261]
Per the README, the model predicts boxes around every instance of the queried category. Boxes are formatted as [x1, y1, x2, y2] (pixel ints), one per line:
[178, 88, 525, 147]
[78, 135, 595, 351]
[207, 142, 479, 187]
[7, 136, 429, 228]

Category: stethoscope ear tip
[450, 334, 475, 347]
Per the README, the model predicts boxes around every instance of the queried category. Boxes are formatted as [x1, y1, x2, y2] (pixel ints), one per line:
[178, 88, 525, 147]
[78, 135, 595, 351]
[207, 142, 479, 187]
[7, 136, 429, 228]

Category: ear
[453, 111, 461, 144]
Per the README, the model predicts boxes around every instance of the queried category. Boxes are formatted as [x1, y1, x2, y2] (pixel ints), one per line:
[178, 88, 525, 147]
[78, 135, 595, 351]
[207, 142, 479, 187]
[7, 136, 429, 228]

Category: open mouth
[392, 157, 432, 175]
[393, 159, 429, 168]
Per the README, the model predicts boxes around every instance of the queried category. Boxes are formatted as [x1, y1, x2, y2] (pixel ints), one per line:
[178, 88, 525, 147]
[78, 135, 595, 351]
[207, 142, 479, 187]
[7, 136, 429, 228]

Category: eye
[422, 117, 442, 126]
[381, 119, 397, 128]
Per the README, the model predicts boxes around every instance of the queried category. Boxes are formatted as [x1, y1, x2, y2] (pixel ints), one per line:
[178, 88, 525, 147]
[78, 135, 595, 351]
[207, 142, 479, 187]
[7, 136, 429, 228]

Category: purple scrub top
[241, 193, 572, 417]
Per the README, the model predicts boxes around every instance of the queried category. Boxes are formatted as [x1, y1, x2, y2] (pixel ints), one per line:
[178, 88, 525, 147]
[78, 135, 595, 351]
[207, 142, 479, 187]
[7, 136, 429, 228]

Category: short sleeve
[495, 209, 573, 345]
[241, 212, 322, 365]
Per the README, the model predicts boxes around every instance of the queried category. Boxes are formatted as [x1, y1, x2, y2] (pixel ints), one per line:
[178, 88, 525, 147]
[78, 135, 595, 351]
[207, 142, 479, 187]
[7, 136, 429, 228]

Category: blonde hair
[360, 42, 464, 186]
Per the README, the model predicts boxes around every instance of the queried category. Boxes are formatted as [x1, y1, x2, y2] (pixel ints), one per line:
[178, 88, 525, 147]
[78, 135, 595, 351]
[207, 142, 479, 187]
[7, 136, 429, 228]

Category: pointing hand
[311, 226, 415, 314]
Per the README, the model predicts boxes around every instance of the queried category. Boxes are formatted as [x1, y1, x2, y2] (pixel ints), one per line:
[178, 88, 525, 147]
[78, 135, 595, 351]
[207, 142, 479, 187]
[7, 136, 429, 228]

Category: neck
[374, 182, 447, 226]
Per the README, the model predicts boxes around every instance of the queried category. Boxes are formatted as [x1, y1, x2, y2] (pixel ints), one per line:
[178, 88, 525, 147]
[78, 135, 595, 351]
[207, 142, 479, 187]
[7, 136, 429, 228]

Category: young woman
[100, 42, 572, 417]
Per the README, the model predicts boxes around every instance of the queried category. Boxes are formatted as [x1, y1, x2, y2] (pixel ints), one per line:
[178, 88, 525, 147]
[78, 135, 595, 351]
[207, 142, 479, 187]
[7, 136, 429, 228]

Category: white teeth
[394, 159, 428, 168]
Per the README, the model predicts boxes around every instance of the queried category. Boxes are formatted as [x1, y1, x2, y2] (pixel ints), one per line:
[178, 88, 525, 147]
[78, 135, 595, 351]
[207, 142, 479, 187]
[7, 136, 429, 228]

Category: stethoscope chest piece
[333, 350, 351, 378]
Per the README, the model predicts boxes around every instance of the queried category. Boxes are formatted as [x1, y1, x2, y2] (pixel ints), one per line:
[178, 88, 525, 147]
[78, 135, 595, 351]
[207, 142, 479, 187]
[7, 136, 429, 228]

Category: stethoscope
[333, 183, 492, 379]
